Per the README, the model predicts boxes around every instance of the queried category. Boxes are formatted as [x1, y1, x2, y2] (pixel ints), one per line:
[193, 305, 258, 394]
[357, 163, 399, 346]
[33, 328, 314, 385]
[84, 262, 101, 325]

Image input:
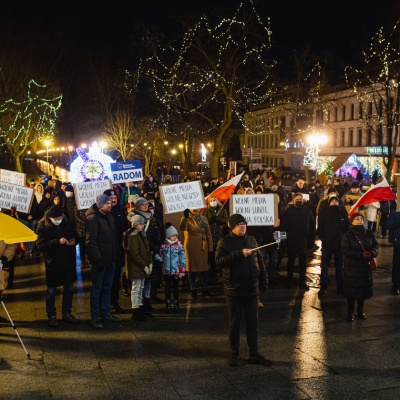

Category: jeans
[131, 278, 145, 309]
[226, 295, 259, 355]
[320, 246, 344, 289]
[367, 221, 377, 232]
[286, 250, 307, 283]
[265, 246, 278, 278]
[165, 275, 179, 301]
[20, 219, 37, 252]
[143, 280, 152, 299]
[188, 271, 209, 291]
[90, 262, 116, 319]
[392, 244, 400, 288]
[46, 283, 74, 318]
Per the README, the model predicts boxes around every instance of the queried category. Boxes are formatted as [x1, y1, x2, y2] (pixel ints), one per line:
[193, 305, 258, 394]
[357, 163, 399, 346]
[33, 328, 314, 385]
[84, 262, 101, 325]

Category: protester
[341, 213, 378, 321]
[86, 194, 122, 329]
[215, 213, 271, 367]
[180, 208, 213, 299]
[0, 239, 16, 322]
[366, 200, 380, 233]
[124, 214, 152, 321]
[36, 205, 80, 327]
[155, 223, 186, 313]
[386, 210, 400, 295]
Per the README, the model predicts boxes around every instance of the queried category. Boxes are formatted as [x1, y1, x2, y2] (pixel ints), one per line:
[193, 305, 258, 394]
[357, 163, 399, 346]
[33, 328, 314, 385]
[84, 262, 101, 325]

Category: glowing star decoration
[70, 146, 114, 183]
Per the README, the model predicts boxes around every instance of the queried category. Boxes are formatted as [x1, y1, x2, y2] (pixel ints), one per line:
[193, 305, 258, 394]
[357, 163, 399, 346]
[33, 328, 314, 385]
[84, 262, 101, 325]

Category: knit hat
[135, 197, 149, 208]
[65, 184, 74, 192]
[96, 193, 110, 208]
[228, 214, 247, 229]
[350, 212, 364, 223]
[129, 214, 145, 227]
[47, 205, 63, 218]
[103, 189, 116, 196]
[165, 222, 178, 238]
[328, 196, 339, 204]
[327, 187, 337, 194]
[351, 182, 359, 188]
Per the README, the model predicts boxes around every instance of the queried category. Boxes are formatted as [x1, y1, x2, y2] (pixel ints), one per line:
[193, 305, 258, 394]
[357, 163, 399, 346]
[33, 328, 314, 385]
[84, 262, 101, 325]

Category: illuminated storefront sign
[364, 146, 389, 155]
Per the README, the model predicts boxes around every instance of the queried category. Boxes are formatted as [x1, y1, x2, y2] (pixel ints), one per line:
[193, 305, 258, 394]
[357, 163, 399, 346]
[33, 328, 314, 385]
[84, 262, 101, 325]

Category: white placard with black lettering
[74, 180, 113, 210]
[0, 182, 34, 213]
[159, 181, 206, 214]
[0, 169, 26, 187]
[230, 194, 278, 226]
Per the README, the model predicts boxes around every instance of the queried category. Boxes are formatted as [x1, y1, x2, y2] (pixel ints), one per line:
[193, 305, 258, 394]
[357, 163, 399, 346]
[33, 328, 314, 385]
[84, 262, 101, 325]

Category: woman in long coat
[341, 212, 379, 322]
[180, 208, 213, 299]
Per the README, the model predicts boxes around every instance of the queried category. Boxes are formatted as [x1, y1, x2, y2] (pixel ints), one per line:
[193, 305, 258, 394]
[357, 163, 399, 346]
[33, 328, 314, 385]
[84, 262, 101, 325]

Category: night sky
[1, 0, 399, 139]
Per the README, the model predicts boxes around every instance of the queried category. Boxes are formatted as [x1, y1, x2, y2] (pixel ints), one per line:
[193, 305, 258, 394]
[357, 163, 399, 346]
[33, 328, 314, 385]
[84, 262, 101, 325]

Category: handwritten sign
[110, 160, 143, 184]
[159, 181, 206, 214]
[0, 182, 34, 213]
[0, 169, 26, 187]
[74, 180, 112, 210]
[230, 194, 278, 226]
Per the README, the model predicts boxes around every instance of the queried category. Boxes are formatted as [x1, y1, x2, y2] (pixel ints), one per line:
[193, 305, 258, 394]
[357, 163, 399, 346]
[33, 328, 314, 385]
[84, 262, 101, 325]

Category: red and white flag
[205, 171, 245, 203]
[348, 178, 395, 216]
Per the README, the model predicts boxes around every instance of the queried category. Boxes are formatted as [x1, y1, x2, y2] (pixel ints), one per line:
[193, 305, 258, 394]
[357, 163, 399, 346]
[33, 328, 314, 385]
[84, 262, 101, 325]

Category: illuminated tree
[0, 74, 62, 172]
[147, 0, 275, 175]
[345, 18, 400, 182]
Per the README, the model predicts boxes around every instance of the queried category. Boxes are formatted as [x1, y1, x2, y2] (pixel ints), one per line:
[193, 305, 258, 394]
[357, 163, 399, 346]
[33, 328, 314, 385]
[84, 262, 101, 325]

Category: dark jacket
[215, 232, 267, 297]
[386, 211, 400, 245]
[281, 205, 316, 253]
[203, 206, 229, 249]
[36, 212, 79, 287]
[85, 204, 119, 266]
[341, 225, 378, 300]
[317, 205, 349, 251]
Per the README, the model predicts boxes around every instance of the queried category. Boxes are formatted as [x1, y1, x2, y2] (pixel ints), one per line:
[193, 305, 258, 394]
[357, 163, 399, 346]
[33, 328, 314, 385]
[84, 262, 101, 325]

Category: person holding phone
[36, 205, 80, 327]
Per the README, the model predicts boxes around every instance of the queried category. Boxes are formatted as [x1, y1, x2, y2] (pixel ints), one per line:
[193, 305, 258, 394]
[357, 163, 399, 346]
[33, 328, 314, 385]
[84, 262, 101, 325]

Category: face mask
[294, 201, 303, 208]
[50, 218, 63, 226]
[65, 192, 73, 198]
[210, 201, 217, 208]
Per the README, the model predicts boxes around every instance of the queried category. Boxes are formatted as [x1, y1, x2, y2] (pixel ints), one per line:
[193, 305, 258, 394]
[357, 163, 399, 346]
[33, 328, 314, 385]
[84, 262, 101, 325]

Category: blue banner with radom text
[110, 160, 143, 183]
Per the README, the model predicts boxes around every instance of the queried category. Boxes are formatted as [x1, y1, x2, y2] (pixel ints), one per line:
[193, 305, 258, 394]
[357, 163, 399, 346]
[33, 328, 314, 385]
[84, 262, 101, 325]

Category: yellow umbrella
[0, 213, 38, 244]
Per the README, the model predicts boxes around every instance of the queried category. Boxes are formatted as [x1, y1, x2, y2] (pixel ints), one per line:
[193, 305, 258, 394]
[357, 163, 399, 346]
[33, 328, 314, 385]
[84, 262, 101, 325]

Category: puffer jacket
[317, 205, 349, 251]
[215, 232, 267, 297]
[124, 229, 152, 280]
[36, 212, 79, 287]
[386, 211, 400, 244]
[154, 239, 186, 276]
[341, 225, 378, 300]
[85, 204, 118, 266]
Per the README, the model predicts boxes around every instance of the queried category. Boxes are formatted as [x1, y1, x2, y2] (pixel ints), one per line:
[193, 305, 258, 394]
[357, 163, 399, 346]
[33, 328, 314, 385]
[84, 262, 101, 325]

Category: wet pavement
[0, 237, 399, 399]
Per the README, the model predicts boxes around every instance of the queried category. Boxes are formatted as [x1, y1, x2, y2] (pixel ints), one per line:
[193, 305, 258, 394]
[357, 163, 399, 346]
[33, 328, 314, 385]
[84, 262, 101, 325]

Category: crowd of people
[1, 169, 400, 367]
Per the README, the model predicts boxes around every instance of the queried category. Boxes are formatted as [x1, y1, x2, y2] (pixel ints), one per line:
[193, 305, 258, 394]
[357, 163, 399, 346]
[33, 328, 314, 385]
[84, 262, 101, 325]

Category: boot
[173, 300, 179, 313]
[165, 300, 171, 313]
[143, 298, 154, 317]
[131, 308, 147, 322]
[357, 307, 366, 319]
[228, 351, 239, 367]
[347, 308, 354, 322]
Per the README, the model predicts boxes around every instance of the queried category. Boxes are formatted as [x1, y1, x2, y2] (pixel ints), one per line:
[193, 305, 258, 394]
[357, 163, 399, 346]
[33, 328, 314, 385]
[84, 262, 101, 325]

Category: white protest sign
[0, 182, 34, 213]
[302, 193, 310, 201]
[0, 169, 26, 187]
[74, 180, 113, 210]
[230, 194, 278, 226]
[159, 181, 206, 214]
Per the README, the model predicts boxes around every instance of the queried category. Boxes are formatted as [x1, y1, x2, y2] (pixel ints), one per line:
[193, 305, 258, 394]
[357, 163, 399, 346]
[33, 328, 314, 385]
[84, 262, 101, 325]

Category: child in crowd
[155, 223, 186, 313]
[124, 214, 152, 322]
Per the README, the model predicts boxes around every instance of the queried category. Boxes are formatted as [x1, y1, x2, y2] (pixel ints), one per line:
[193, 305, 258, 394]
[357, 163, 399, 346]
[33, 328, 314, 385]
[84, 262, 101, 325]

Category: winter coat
[154, 239, 186, 276]
[366, 202, 380, 222]
[36, 213, 79, 287]
[341, 225, 378, 300]
[281, 205, 316, 253]
[386, 212, 400, 245]
[180, 214, 213, 272]
[0, 240, 16, 263]
[124, 229, 152, 280]
[215, 232, 267, 297]
[85, 204, 119, 267]
[317, 205, 349, 251]
[203, 206, 229, 249]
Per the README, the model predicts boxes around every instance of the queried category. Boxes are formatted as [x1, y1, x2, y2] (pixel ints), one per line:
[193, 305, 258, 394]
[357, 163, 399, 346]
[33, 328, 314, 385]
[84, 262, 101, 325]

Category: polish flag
[205, 171, 245, 203]
[348, 178, 396, 216]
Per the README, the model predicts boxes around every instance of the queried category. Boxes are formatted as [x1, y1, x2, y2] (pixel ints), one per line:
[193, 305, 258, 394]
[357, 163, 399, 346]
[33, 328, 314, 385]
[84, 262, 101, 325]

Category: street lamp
[44, 140, 51, 173]
[307, 132, 328, 176]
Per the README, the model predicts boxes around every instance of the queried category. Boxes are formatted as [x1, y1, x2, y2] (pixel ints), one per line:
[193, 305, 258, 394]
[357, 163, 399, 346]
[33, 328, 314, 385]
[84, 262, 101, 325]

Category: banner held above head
[205, 171, 245, 203]
[348, 178, 396, 216]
